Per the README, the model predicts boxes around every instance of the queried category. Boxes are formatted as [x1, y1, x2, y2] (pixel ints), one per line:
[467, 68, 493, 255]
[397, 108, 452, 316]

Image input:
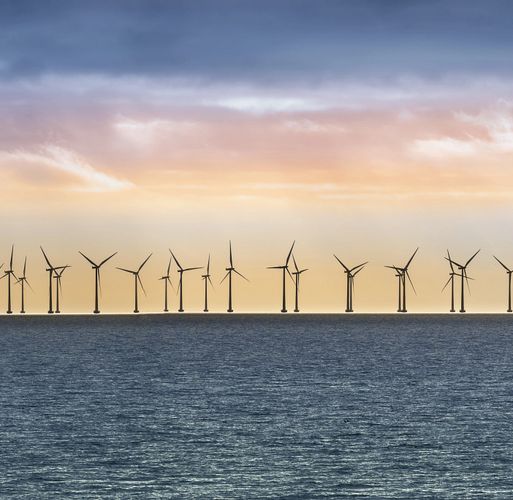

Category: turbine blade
[138, 274, 147, 296]
[26, 279, 34, 292]
[170, 250, 183, 270]
[292, 254, 299, 273]
[465, 249, 480, 267]
[287, 267, 294, 282]
[99, 252, 117, 267]
[464, 269, 472, 295]
[79, 251, 97, 267]
[10, 244, 14, 269]
[406, 270, 417, 295]
[286, 241, 295, 266]
[138, 253, 152, 272]
[446, 250, 455, 273]
[404, 247, 419, 270]
[23, 256, 27, 276]
[445, 256, 463, 268]
[441, 275, 452, 293]
[350, 261, 368, 272]
[98, 269, 102, 296]
[352, 266, 364, 277]
[229, 241, 233, 268]
[267, 265, 283, 269]
[40, 246, 52, 268]
[167, 255, 172, 276]
[207, 254, 211, 274]
[208, 275, 214, 289]
[220, 271, 230, 284]
[493, 256, 510, 272]
[117, 267, 135, 274]
[333, 254, 350, 272]
[167, 276, 175, 290]
[183, 266, 202, 272]
[234, 268, 249, 282]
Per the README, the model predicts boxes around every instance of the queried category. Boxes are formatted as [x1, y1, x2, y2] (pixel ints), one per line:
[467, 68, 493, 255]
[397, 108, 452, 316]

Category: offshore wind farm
[1, 243, 513, 314]
[4, 1, 513, 498]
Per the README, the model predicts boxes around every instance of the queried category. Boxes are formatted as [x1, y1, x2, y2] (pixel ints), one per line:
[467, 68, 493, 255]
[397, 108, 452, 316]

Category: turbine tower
[445, 250, 479, 313]
[79, 251, 117, 314]
[170, 250, 201, 312]
[16, 257, 32, 314]
[53, 266, 70, 314]
[40, 247, 67, 314]
[1, 245, 17, 314]
[221, 241, 248, 313]
[202, 254, 213, 312]
[117, 254, 152, 313]
[291, 254, 308, 312]
[494, 255, 513, 312]
[333, 255, 367, 312]
[159, 255, 173, 312]
[385, 248, 418, 313]
[267, 241, 295, 313]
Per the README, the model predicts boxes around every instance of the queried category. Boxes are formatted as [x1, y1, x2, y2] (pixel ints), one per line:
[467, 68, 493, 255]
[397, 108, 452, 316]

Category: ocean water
[1, 314, 513, 498]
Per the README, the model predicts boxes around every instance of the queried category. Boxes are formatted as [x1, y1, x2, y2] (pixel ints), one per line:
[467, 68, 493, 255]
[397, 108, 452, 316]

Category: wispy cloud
[410, 104, 513, 159]
[410, 137, 479, 158]
[280, 119, 347, 134]
[206, 97, 325, 114]
[114, 117, 198, 145]
[0, 145, 133, 192]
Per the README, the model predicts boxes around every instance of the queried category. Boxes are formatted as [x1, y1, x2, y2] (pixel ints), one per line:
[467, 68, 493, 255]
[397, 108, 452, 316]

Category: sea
[1, 313, 513, 498]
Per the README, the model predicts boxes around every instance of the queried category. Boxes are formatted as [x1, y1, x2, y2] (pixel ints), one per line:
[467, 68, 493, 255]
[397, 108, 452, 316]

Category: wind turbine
[333, 255, 367, 312]
[79, 251, 117, 314]
[291, 254, 308, 312]
[445, 250, 479, 313]
[221, 241, 248, 313]
[1, 245, 17, 314]
[494, 255, 513, 312]
[117, 254, 152, 313]
[159, 255, 174, 312]
[267, 241, 295, 313]
[16, 257, 32, 314]
[442, 250, 458, 312]
[40, 247, 67, 314]
[385, 248, 418, 313]
[53, 265, 70, 314]
[170, 250, 202, 312]
[202, 254, 213, 312]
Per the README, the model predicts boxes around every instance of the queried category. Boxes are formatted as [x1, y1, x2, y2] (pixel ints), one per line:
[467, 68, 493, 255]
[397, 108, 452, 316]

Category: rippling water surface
[1, 314, 513, 498]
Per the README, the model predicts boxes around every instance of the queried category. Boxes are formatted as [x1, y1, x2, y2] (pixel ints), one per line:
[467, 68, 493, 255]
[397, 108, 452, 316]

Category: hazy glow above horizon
[2, 1, 513, 313]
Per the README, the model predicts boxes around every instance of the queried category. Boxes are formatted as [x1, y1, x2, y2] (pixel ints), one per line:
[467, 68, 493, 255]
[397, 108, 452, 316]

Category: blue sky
[2, 0, 513, 81]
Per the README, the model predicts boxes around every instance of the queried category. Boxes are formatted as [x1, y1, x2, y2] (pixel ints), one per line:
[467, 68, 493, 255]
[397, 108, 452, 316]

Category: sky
[2, 0, 513, 313]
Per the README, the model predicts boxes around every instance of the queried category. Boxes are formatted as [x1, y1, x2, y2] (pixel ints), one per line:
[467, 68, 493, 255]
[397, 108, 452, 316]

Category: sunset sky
[2, 1, 513, 312]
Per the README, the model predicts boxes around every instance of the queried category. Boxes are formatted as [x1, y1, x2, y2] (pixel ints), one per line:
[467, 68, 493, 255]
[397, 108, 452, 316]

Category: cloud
[410, 137, 479, 158]
[206, 97, 325, 114]
[0, 145, 133, 191]
[114, 117, 198, 145]
[457, 107, 513, 152]
[281, 119, 347, 134]
[410, 104, 513, 158]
